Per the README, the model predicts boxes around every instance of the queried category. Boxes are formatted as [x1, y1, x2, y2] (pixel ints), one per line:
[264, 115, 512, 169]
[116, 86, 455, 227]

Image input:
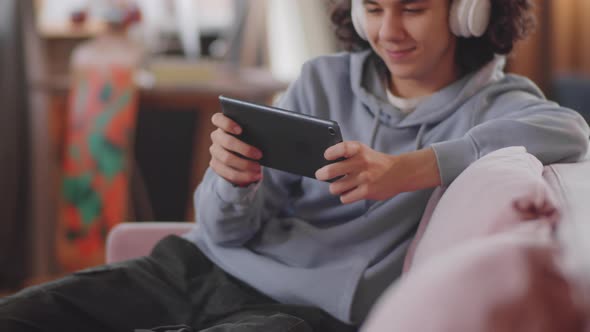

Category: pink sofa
[106, 148, 590, 331]
[362, 148, 590, 332]
[106, 222, 193, 263]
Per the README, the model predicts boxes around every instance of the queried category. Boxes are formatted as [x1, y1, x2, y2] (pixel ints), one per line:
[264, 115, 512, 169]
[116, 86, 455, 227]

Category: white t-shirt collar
[385, 89, 428, 114]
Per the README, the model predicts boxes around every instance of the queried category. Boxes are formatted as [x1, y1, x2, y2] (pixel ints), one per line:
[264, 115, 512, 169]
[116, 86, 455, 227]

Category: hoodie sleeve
[194, 167, 300, 246]
[431, 90, 590, 186]
[193, 65, 315, 246]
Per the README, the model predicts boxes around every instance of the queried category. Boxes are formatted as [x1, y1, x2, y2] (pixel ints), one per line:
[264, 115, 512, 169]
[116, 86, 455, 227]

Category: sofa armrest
[106, 222, 194, 263]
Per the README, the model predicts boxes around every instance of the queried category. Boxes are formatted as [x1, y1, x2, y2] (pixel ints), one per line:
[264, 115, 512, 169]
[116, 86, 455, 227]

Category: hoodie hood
[350, 50, 507, 129]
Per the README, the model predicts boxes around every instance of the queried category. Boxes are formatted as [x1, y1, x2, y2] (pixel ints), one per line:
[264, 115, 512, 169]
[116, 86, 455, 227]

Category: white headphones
[351, 0, 491, 39]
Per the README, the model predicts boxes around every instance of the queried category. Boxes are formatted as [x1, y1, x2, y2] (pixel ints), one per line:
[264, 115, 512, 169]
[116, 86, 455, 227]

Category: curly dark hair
[328, 0, 536, 74]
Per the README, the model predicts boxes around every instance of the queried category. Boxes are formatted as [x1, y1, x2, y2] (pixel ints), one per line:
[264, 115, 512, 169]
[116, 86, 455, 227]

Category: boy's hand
[209, 113, 263, 186]
[315, 141, 441, 204]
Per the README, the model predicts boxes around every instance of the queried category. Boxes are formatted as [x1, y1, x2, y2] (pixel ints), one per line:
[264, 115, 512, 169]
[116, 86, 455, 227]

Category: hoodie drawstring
[415, 123, 427, 150]
[369, 108, 382, 149]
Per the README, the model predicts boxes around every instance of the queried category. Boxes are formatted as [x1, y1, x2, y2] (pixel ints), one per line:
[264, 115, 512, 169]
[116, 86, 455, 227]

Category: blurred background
[0, 0, 589, 295]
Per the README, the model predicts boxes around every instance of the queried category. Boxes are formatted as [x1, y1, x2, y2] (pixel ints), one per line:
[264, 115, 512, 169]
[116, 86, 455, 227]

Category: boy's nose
[379, 12, 407, 42]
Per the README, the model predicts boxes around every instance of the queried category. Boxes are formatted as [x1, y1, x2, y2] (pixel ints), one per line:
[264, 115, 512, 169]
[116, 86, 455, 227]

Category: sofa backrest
[544, 158, 590, 317]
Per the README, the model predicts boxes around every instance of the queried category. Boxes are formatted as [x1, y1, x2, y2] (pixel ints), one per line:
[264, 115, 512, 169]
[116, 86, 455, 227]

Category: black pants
[0, 236, 357, 332]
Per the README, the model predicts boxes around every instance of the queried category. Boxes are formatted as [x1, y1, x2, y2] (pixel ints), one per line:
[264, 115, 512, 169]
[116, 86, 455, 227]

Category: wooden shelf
[38, 21, 107, 39]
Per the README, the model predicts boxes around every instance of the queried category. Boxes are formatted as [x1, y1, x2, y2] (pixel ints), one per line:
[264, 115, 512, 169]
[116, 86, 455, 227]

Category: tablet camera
[328, 127, 336, 136]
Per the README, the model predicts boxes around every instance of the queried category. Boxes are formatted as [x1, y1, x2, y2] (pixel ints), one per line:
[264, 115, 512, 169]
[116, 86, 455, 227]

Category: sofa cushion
[405, 146, 560, 271]
[363, 222, 586, 332]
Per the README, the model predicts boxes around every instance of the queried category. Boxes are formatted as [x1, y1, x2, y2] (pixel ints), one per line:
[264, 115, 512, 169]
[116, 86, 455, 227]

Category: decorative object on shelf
[56, 8, 144, 271]
[57, 65, 139, 271]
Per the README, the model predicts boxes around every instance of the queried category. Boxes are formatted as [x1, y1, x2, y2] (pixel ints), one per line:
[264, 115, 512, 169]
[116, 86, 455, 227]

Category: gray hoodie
[184, 50, 590, 324]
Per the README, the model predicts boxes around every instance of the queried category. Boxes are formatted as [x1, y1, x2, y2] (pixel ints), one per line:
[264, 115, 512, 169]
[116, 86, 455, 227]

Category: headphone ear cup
[449, 0, 463, 37]
[450, 0, 470, 37]
[450, 0, 491, 38]
[467, 0, 491, 37]
[351, 0, 368, 40]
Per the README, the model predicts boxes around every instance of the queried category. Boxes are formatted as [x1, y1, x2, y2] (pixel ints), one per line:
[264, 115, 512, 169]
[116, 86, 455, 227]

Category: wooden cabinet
[508, 0, 590, 93]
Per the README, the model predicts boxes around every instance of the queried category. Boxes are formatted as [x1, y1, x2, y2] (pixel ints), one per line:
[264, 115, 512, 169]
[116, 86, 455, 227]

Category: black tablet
[219, 95, 344, 180]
